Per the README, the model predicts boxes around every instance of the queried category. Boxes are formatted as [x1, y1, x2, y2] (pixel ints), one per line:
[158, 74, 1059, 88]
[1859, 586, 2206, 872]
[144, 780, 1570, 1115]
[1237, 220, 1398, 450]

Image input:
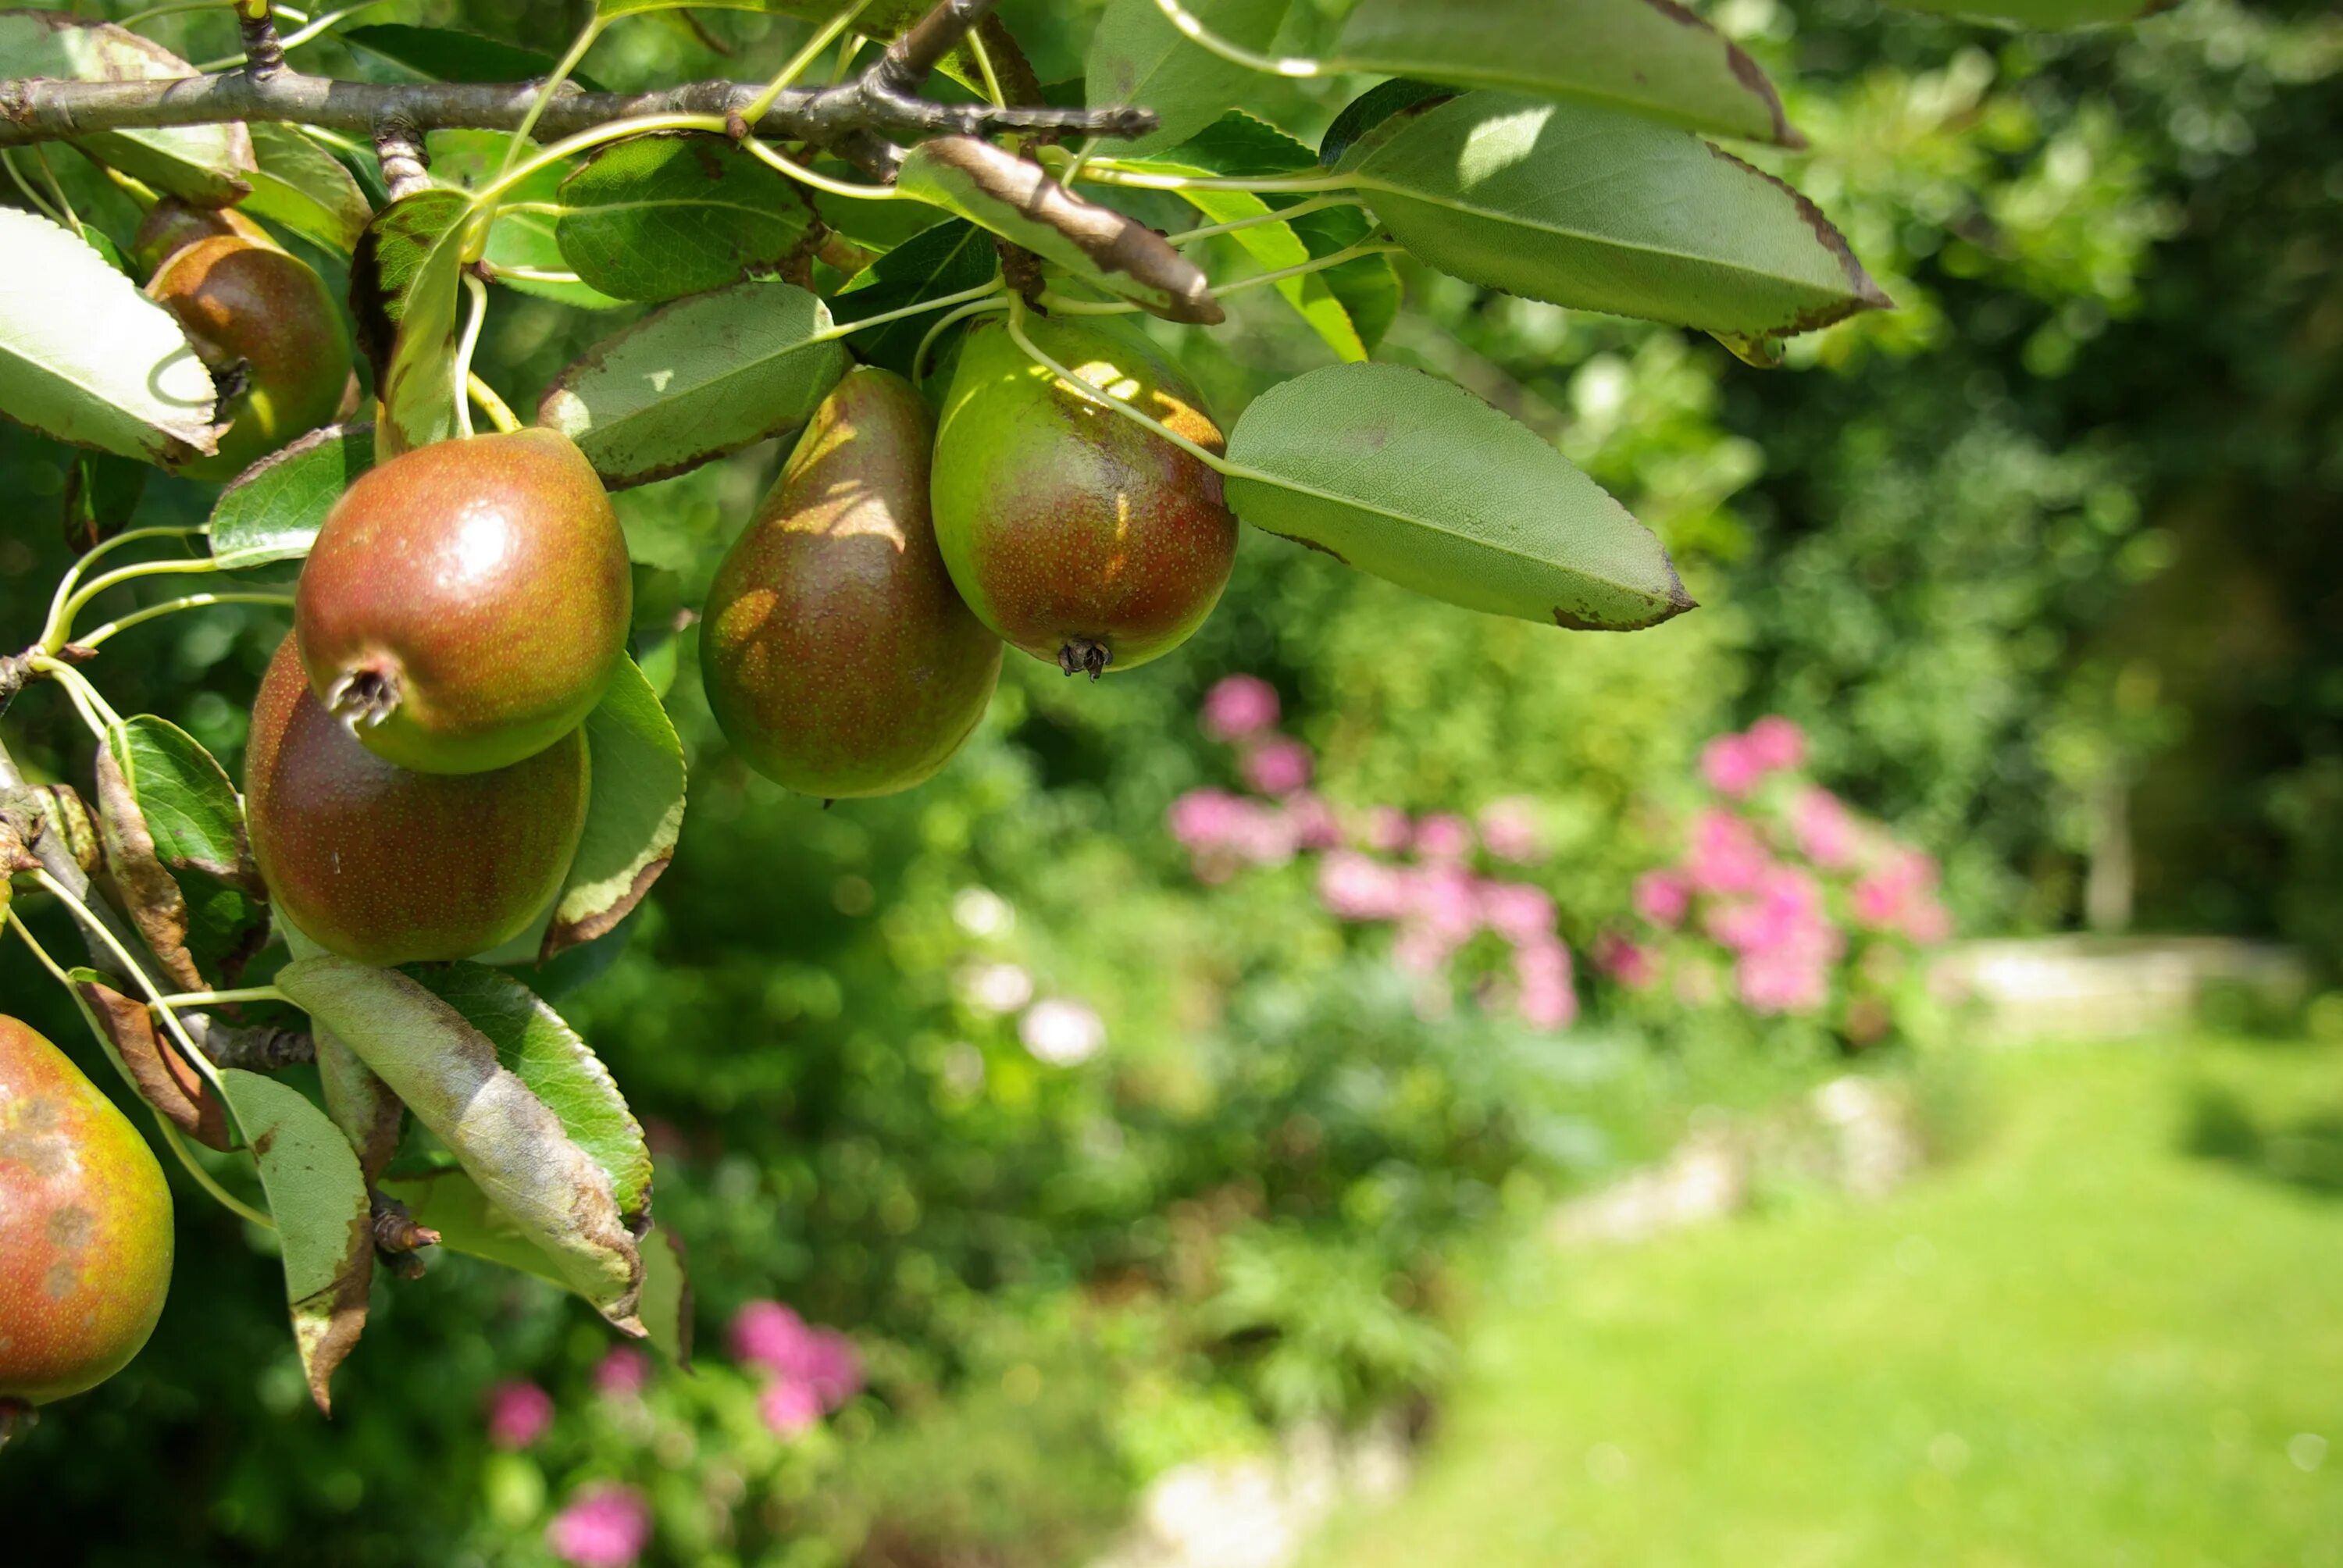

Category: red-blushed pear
[702, 368, 1002, 799]
[143, 216, 351, 483]
[294, 428, 633, 777]
[930, 317, 1237, 679]
[245, 636, 589, 965]
[0, 1016, 173, 1417]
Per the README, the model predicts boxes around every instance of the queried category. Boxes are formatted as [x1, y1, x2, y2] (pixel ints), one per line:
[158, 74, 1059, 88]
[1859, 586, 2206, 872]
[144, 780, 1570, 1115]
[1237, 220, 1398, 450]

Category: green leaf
[0, 208, 219, 468]
[110, 715, 257, 889]
[1318, 78, 1451, 169]
[276, 956, 648, 1333]
[1332, 0, 1799, 147]
[316, 1026, 402, 1181]
[544, 657, 683, 960]
[1350, 94, 1890, 340]
[538, 278, 850, 489]
[92, 730, 201, 992]
[0, 10, 255, 205]
[62, 451, 148, 551]
[1884, 0, 2160, 23]
[638, 1223, 691, 1362]
[895, 137, 1219, 324]
[1224, 363, 1694, 630]
[349, 190, 476, 458]
[1085, 0, 1294, 156]
[242, 124, 373, 254]
[216, 1068, 374, 1414]
[380, 1166, 572, 1287]
[556, 132, 812, 302]
[342, 23, 608, 90]
[427, 132, 626, 311]
[398, 964, 653, 1221]
[834, 219, 999, 378]
[208, 422, 373, 570]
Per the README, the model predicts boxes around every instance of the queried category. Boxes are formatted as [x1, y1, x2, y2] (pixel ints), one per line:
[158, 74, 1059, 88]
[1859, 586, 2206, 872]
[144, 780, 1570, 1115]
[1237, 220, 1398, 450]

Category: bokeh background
[2, 0, 2339, 1562]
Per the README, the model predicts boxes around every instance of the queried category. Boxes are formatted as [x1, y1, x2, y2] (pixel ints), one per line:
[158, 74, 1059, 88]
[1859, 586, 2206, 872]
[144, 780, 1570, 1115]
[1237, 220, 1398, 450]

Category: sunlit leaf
[834, 219, 998, 378]
[557, 132, 812, 301]
[243, 124, 373, 253]
[0, 10, 255, 205]
[1086, 0, 1294, 155]
[544, 657, 684, 960]
[349, 190, 476, 458]
[207, 422, 373, 570]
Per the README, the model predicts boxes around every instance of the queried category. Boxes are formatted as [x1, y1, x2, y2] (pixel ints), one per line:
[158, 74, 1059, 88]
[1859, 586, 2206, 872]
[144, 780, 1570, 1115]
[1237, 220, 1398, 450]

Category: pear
[931, 317, 1236, 678]
[703, 368, 1002, 797]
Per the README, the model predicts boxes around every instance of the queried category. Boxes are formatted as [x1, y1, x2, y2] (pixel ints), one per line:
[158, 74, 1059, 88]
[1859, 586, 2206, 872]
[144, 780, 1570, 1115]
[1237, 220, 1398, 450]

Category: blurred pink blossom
[1414, 813, 1475, 862]
[1514, 939, 1578, 1029]
[485, 1381, 554, 1450]
[1242, 738, 1314, 797]
[758, 1380, 825, 1436]
[1685, 810, 1769, 896]
[1792, 787, 1860, 869]
[1478, 881, 1557, 946]
[1701, 732, 1765, 796]
[1286, 793, 1343, 850]
[1408, 864, 1480, 943]
[1477, 799, 1542, 863]
[1633, 870, 1691, 928]
[1168, 789, 1296, 871]
[1593, 932, 1657, 990]
[1852, 850, 1947, 942]
[1363, 807, 1412, 854]
[547, 1486, 652, 1568]
[1200, 675, 1279, 740]
[1318, 853, 1410, 921]
[1392, 924, 1462, 975]
[1743, 715, 1807, 773]
[593, 1348, 649, 1399]
[1735, 948, 1831, 1014]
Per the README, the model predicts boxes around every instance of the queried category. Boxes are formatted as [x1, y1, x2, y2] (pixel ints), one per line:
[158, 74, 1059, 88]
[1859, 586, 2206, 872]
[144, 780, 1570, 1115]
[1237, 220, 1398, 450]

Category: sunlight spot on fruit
[448, 502, 517, 586]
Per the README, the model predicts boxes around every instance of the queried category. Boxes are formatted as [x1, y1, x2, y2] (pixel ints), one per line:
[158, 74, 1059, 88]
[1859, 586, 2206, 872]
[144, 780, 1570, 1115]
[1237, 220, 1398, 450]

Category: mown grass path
[1307, 1039, 2343, 1566]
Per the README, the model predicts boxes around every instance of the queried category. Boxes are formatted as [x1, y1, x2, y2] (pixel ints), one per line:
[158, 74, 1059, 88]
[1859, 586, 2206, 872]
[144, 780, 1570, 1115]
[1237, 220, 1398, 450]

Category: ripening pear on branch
[141, 202, 351, 483]
[294, 428, 633, 776]
[0, 1016, 173, 1410]
[931, 317, 1238, 679]
[703, 367, 1003, 800]
[245, 636, 590, 965]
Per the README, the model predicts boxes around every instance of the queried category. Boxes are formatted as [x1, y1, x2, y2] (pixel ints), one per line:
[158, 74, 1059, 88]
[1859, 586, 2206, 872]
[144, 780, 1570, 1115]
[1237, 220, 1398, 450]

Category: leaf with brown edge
[316, 1026, 402, 1184]
[349, 189, 475, 458]
[73, 971, 233, 1151]
[92, 740, 201, 994]
[216, 1068, 375, 1414]
[894, 138, 1222, 325]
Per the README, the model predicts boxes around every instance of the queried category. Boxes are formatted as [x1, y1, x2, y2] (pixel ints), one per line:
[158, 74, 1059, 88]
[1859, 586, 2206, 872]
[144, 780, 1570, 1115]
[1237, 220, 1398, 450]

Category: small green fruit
[703, 368, 1002, 798]
[294, 429, 633, 776]
[246, 636, 589, 965]
[145, 230, 350, 483]
[0, 1015, 173, 1409]
[932, 317, 1237, 678]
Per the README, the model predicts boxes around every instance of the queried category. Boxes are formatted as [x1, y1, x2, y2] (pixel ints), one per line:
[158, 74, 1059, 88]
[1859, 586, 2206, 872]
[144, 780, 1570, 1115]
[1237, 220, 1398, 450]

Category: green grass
[1307, 1039, 2343, 1567]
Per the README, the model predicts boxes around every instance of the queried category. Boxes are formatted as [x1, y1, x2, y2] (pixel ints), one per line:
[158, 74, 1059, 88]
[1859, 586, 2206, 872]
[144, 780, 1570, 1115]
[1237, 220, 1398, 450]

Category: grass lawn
[1305, 1038, 2343, 1567]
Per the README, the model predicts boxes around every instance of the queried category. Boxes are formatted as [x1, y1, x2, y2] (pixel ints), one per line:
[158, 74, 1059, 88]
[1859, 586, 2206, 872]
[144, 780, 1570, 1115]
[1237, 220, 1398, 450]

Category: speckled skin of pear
[0, 1015, 173, 1407]
[145, 231, 350, 483]
[703, 368, 1002, 798]
[931, 318, 1237, 675]
[294, 429, 632, 775]
[246, 636, 589, 965]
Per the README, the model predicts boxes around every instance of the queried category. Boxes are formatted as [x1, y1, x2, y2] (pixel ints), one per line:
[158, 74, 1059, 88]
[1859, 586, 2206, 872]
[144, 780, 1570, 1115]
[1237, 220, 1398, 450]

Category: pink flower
[1478, 881, 1556, 946]
[1792, 787, 1860, 870]
[1735, 948, 1831, 1014]
[1414, 814, 1474, 862]
[758, 1379, 825, 1436]
[1903, 898, 1952, 945]
[1685, 810, 1769, 896]
[1286, 793, 1343, 850]
[1477, 799, 1542, 863]
[1168, 789, 1250, 850]
[485, 1381, 554, 1450]
[1852, 849, 1944, 937]
[1701, 733, 1766, 797]
[1168, 789, 1296, 871]
[1318, 853, 1410, 921]
[594, 1348, 649, 1399]
[1593, 932, 1657, 990]
[1200, 675, 1280, 741]
[1393, 923, 1462, 975]
[1363, 808, 1412, 854]
[1242, 737, 1314, 797]
[547, 1485, 653, 1568]
[1743, 716, 1807, 774]
[1633, 870, 1691, 928]
[1514, 939, 1578, 1030]
[1407, 864, 1480, 942]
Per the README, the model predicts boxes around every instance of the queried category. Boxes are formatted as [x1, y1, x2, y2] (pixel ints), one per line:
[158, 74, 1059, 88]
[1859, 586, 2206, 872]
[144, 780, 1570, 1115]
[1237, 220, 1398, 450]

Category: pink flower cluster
[1175, 677, 1573, 1029]
[486, 1379, 555, 1450]
[731, 1299, 864, 1435]
[548, 1484, 653, 1568]
[1599, 718, 1952, 1025]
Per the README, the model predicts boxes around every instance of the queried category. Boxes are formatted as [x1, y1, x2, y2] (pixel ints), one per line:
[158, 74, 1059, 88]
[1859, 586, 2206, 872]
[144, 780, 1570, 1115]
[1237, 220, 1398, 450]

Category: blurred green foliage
[0, 0, 2337, 1563]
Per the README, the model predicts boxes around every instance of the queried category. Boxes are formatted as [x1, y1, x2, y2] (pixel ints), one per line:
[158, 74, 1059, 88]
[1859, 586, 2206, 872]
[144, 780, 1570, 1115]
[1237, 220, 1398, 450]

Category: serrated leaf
[895, 138, 1219, 324]
[216, 1068, 374, 1414]
[556, 132, 811, 302]
[399, 964, 651, 1221]
[427, 131, 626, 311]
[243, 124, 373, 253]
[0, 10, 255, 205]
[0, 209, 219, 467]
[1333, 0, 1799, 147]
[349, 189, 476, 458]
[538, 278, 849, 489]
[1224, 363, 1694, 629]
[1351, 94, 1889, 340]
[277, 956, 647, 1333]
[544, 657, 683, 960]
[834, 219, 998, 377]
[110, 715, 259, 889]
[1085, 0, 1294, 156]
[343, 22, 608, 89]
[208, 422, 373, 570]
